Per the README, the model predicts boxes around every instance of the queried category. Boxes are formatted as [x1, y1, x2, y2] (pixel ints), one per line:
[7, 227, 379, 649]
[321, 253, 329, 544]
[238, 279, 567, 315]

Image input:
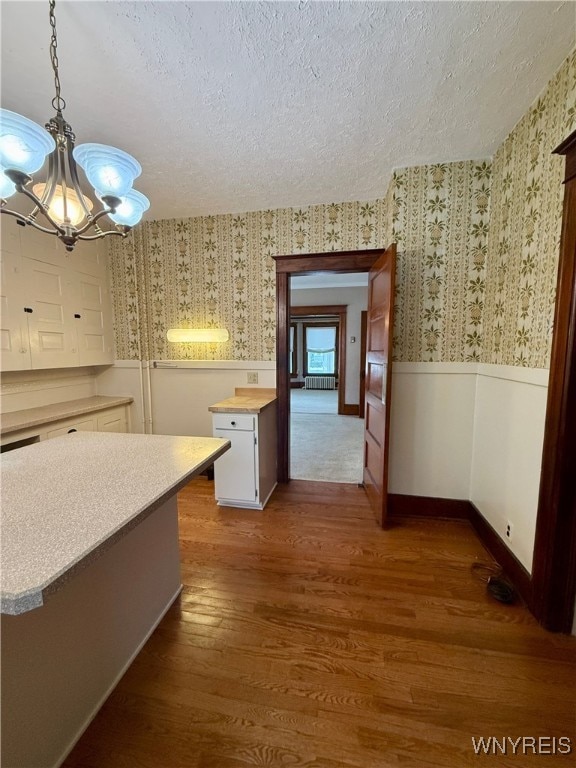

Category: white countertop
[1, 396, 134, 436]
[0, 431, 230, 615]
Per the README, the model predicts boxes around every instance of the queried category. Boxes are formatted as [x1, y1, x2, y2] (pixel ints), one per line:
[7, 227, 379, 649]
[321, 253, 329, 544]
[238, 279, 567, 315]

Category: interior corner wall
[470, 49, 575, 573]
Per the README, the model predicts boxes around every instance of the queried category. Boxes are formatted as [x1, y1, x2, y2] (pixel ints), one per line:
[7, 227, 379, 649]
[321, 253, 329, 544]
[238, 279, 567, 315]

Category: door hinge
[255, 489, 258, 498]
[254, 435, 257, 445]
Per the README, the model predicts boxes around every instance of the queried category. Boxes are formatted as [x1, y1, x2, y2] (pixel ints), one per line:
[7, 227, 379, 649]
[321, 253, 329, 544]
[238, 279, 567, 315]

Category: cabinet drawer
[212, 413, 255, 432]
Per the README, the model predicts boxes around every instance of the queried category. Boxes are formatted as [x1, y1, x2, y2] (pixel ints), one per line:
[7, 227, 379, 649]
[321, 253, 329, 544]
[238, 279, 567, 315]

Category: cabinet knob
[23, 307, 33, 313]
[74, 313, 81, 319]
[68, 428, 77, 433]
[231, 421, 236, 426]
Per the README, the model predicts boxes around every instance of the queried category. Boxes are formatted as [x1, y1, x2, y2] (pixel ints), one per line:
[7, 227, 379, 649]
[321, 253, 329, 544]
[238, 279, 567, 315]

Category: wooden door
[362, 245, 396, 527]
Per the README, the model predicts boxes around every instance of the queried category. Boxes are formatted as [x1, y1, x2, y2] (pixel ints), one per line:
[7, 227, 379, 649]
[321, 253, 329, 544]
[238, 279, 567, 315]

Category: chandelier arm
[65, 139, 96, 221]
[13, 183, 67, 234]
[31, 146, 60, 222]
[74, 206, 118, 236]
[0, 208, 60, 236]
[76, 229, 129, 242]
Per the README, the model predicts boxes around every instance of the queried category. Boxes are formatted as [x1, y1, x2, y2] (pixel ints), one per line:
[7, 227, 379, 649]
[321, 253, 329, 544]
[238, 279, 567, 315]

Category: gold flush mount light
[166, 328, 229, 343]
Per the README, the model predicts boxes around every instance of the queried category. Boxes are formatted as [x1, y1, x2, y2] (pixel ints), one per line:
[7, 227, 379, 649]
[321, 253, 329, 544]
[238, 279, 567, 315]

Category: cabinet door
[74, 273, 114, 366]
[213, 429, 257, 503]
[97, 408, 127, 433]
[0, 251, 31, 371]
[23, 258, 78, 369]
[45, 416, 97, 439]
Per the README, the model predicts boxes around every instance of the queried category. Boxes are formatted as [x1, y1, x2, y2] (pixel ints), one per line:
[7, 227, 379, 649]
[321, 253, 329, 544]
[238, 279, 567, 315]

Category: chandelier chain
[49, 0, 66, 112]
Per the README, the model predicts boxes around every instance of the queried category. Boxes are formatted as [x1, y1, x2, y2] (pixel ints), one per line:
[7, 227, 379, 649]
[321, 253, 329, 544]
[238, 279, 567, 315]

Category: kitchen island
[1, 431, 230, 768]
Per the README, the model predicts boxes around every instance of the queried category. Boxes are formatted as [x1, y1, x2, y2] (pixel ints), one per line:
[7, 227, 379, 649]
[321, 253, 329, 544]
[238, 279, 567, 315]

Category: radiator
[304, 376, 336, 390]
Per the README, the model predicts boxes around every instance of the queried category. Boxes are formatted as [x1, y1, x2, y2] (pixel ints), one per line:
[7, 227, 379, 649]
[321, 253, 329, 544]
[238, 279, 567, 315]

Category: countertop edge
[208, 398, 277, 414]
[1, 396, 134, 437]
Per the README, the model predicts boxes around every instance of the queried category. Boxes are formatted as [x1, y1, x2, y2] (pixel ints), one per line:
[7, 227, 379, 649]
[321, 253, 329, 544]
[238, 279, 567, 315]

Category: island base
[1, 496, 182, 768]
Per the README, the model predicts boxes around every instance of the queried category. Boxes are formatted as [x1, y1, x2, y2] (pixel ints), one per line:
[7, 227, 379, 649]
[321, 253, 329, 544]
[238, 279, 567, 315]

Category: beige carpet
[290, 411, 364, 484]
[291, 388, 338, 414]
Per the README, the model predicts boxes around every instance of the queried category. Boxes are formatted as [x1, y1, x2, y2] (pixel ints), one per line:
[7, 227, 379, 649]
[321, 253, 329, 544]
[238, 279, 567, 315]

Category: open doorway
[289, 276, 368, 483]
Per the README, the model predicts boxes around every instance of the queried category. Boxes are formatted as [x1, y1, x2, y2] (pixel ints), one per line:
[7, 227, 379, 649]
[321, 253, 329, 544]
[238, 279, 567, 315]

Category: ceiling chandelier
[0, 0, 149, 251]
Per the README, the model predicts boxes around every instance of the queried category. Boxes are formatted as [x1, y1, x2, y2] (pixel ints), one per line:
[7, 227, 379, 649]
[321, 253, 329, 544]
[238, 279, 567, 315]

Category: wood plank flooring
[63, 479, 576, 768]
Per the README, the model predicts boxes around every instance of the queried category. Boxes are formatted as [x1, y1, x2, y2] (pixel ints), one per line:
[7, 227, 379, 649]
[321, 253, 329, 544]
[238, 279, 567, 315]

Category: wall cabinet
[212, 407, 277, 509]
[0, 217, 114, 371]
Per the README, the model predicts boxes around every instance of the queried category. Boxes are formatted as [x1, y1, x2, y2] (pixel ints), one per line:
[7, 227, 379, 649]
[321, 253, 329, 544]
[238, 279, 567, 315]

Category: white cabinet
[0, 217, 114, 371]
[0, 404, 131, 448]
[212, 406, 277, 510]
[97, 408, 128, 433]
[0, 250, 30, 371]
[45, 416, 97, 439]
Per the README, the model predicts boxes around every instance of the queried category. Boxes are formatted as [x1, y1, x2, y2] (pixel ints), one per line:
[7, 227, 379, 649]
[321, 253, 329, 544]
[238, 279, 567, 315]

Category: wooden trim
[302, 321, 340, 379]
[276, 272, 290, 483]
[389, 494, 470, 520]
[275, 250, 385, 274]
[290, 304, 348, 416]
[290, 305, 347, 316]
[359, 310, 367, 418]
[530, 129, 576, 632]
[469, 502, 533, 608]
[274, 249, 386, 481]
[342, 404, 359, 416]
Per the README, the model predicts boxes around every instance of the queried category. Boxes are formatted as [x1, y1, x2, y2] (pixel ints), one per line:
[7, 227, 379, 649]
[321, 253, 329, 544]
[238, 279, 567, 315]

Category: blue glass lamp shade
[73, 143, 141, 198]
[0, 166, 17, 199]
[105, 189, 150, 227]
[0, 109, 55, 175]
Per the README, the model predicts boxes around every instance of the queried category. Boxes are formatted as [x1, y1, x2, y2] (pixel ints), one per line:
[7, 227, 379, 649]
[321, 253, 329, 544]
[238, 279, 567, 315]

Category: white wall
[470, 365, 549, 573]
[96, 361, 276, 438]
[0, 368, 97, 413]
[95, 361, 148, 434]
[388, 363, 477, 499]
[291, 286, 367, 405]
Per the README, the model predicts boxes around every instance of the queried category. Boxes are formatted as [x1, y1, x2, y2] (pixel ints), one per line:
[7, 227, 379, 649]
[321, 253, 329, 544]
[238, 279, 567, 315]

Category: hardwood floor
[63, 479, 576, 768]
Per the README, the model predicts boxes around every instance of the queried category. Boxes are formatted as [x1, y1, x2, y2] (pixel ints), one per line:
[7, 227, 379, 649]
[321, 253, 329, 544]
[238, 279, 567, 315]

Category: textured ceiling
[1, 1, 574, 220]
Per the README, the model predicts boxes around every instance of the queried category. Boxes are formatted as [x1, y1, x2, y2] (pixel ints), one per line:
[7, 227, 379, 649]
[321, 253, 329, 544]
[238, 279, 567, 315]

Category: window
[304, 324, 337, 376]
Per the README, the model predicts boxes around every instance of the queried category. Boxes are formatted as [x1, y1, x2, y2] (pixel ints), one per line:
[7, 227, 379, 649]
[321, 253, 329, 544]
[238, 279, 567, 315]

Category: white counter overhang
[0, 431, 230, 615]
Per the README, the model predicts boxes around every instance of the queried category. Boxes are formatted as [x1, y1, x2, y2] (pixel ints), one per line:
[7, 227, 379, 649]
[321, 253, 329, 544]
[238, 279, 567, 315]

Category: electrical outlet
[247, 372, 258, 384]
[505, 521, 513, 541]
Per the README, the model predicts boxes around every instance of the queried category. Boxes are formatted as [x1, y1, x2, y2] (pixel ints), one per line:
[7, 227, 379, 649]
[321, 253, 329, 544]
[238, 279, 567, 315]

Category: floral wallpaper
[390, 160, 491, 362]
[483, 49, 576, 368]
[108, 200, 391, 361]
[108, 49, 575, 369]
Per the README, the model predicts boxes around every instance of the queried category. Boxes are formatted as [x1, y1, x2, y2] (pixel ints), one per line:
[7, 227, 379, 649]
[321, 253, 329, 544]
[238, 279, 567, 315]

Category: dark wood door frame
[531, 130, 576, 632]
[359, 311, 367, 418]
[290, 305, 347, 415]
[274, 249, 386, 483]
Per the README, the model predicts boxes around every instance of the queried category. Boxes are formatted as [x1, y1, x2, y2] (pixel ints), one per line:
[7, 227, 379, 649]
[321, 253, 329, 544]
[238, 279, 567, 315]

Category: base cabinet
[0, 405, 130, 449]
[212, 407, 276, 509]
